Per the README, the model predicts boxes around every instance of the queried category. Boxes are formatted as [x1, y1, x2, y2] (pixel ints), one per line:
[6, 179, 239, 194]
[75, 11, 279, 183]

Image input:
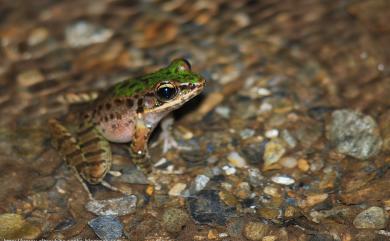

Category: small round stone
[243, 221, 269, 241]
[161, 207, 190, 233]
[353, 206, 388, 229]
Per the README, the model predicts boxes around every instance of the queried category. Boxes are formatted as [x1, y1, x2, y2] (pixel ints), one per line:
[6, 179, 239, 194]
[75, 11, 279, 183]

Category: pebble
[85, 195, 137, 216]
[240, 128, 255, 139]
[248, 168, 265, 187]
[301, 193, 329, 208]
[161, 208, 189, 233]
[0, 213, 41, 239]
[88, 215, 123, 240]
[187, 189, 236, 225]
[328, 109, 382, 159]
[235, 182, 251, 199]
[297, 159, 310, 172]
[215, 106, 231, 118]
[193, 175, 210, 192]
[17, 69, 45, 87]
[168, 183, 187, 196]
[227, 151, 248, 168]
[279, 157, 298, 169]
[27, 27, 49, 46]
[281, 129, 297, 149]
[271, 175, 295, 185]
[265, 129, 279, 138]
[222, 165, 237, 175]
[243, 221, 270, 241]
[353, 206, 388, 229]
[263, 138, 286, 168]
[65, 21, 113, 47]
[219, 190, 238, 206]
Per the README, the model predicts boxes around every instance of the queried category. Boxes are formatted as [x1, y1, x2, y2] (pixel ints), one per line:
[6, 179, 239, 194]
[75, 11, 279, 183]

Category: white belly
[97, 118, 135, 143]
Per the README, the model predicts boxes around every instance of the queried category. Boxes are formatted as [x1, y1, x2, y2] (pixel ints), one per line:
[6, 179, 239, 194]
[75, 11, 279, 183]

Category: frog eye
[172, 59, 191, 72]
[155, 82, 178, 102]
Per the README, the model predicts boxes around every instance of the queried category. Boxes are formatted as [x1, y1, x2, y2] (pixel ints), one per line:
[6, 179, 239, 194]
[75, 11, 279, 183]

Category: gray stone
[353, 206, 388, 229]
[88, 215, 123, 240]
[328, 109, 382, 159]
[85, 195, 137, 216]
[187, 190, 236, 225]
[161, 208, 190, 233]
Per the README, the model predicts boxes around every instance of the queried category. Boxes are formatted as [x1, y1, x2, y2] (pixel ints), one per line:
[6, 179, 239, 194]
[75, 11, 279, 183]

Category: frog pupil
[156, 85, 177, 102]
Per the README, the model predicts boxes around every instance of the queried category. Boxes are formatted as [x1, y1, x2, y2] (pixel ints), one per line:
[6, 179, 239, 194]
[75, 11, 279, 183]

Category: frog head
[114, 59, 205, 114]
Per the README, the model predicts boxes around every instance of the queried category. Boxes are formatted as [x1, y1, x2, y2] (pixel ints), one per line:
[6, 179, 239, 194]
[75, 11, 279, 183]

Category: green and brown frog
[49, 59, 205, 198]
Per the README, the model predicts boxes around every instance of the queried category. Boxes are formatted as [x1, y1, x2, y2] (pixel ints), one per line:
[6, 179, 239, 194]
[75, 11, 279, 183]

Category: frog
[48, 59, 205, 198]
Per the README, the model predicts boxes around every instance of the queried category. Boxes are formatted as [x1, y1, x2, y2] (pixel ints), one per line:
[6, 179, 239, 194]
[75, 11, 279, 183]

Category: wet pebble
[0, 213, 41, 239]
[215, 106, 231, 118]
[222, 165, 237, 175]
[168, 183, 187, 196]
[263, 138, 286, 168]
[88, 215, 123, 240]
[353, 206, 388, 229]
[187, 189, 236, 225]
[271, 175, 295, 185]
[161, 207, 190, 233]
[85, 195, 137, 216]
[328, 109, 382, 159]
[243, 221, 270, 241]
[192, 175, 210, 193]
[65, 21, 113, 47]
[227, 151, 247, 168]
[248, 168, 265, 187]
[279, 157, 297, 169]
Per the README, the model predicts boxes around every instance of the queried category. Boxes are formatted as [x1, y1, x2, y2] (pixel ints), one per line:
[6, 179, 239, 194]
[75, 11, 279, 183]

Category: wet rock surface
[0, 0, 389, 240]
[353, 206, 388, 229]
[88, 215, 123, 240]
[328, 109, 383, 159]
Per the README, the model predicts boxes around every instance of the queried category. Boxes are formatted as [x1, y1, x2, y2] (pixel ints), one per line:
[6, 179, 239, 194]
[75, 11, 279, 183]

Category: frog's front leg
[130, 119, 152, 172]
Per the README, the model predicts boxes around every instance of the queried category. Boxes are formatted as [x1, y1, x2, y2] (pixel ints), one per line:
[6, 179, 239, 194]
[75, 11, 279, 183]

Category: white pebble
[227, 152, 247, 168]
[194, 175, 210, 192]
[222, 165, 237, 175]
[271, 175, 295, 185]
[257, 88, 271, 96]
[168, 183, 187, 196]
[265, 129, 279, 138]
[215, 106, 231, 118]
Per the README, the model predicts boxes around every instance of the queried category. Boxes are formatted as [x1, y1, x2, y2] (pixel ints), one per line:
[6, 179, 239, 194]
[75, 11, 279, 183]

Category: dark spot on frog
[126, 99, 134, 108]
[111, 124, 117, 129]
[98, 105, 103, 111]
[116, 113, 122, 119]
[114, 99, 123, 105]
[110, 114, 114, 120]
[136, 106, 144, 113]
[105, 103, 111, 110]
[104, 116, 109, 122]
[136, 99, 144, 113]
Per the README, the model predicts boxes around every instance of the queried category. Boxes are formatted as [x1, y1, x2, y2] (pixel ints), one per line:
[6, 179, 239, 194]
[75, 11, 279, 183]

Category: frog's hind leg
[48, 118, 94, 200]
[76, 124, 112, 187]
